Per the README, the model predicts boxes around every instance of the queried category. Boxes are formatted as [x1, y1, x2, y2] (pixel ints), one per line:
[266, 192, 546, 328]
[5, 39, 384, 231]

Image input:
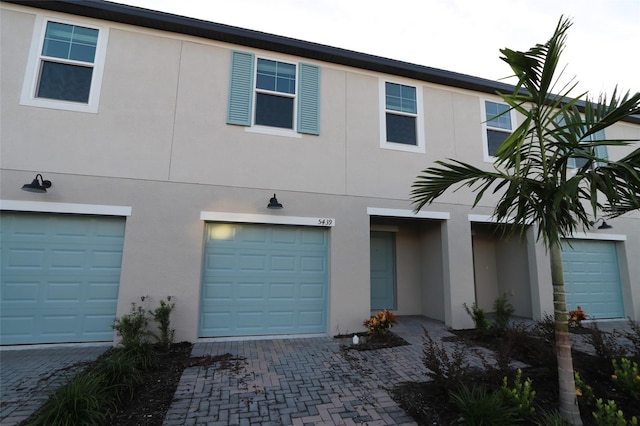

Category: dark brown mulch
[105, 344, 241, 426]
[335, 331, 410, 351]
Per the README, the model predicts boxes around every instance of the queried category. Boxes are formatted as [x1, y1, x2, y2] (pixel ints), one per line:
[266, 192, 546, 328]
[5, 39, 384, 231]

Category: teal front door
[561, 239, 624, 319]
[199, 223, 328, 337]
[1, 212, 125, 345]
[370, 231, 395, 310]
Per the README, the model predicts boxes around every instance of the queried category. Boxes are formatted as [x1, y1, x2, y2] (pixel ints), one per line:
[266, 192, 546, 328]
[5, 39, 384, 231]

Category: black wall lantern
[21, 174, 52, 193]
[590, 218, 612, 230]
[267, 193, 283, 209]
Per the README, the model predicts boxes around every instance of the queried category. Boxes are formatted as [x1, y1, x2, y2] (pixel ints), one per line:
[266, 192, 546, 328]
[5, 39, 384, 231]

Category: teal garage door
[200, 223, 328, 337]
[1, 212, 125, 345]
[561, 239, 623, 319]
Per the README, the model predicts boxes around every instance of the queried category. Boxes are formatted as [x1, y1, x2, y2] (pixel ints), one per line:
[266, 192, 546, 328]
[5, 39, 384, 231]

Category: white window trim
[252, 56, 298, 132]
[379, 79, 425, 153]
[481, 99, 516, 162]
[20, 15, 109, 114]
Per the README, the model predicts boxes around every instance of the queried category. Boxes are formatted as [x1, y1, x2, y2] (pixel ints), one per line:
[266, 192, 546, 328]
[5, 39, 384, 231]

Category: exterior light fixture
[21, 174, 52, 193]
[267, 193, 283, 209]
[590, 218, 612, 230]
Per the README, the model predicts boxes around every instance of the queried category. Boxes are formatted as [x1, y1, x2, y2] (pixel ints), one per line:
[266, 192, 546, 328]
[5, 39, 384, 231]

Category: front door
[370, 231, 396, 310]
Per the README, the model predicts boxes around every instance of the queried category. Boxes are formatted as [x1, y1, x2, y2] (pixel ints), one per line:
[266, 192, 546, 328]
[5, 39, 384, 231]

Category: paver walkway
[163, 316, 449, 426]
[0, 344, 109, 425]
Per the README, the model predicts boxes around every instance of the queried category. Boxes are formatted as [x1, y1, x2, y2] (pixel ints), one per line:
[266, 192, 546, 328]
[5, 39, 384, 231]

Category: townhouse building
[1, 0, 638, 345]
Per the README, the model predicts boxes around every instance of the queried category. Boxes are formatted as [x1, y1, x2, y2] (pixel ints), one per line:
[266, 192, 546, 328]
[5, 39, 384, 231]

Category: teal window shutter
[592, 129, 608, 167]
[297, 63, 320, 135]
[227, 51, 254, 126]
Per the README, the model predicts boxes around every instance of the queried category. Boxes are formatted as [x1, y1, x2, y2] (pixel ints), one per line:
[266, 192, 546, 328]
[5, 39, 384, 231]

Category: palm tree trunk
[550, 242, 583, 425]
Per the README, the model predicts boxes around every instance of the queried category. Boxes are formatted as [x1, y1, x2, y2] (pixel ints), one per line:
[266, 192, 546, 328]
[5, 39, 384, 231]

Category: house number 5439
[317, 218, 333, 226]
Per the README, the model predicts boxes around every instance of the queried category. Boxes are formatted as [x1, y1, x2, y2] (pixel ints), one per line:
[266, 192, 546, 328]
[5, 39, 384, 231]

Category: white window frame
[379, 79, 425, 153]
[481, 99, 516, 162]
[20, 15, 109, 114]
[251, 56, 299, 137]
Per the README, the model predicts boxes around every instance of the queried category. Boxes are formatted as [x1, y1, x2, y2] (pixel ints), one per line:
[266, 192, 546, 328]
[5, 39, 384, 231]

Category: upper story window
[380, 80, 425, 153]
[255, 59, 296, 129]
[482, 100, 515, 160]
[227, 51, 320, 136]
[21, 16, 109, 113]
[569, 129, 608, 169]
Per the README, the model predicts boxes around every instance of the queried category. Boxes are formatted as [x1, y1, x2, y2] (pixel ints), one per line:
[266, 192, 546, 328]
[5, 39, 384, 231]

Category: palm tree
[411, 17, 640, 424]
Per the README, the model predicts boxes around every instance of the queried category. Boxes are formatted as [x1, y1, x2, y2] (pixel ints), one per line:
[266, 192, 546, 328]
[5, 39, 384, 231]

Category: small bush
[611, 358, 640, 400]
[534, 313, 556, 343]
[575, 371, 595, 406]
[493, 294, 515, 332]
[94, 350, 144, 402]
[589, 323, 628, 369]
[150, 297, 175, 349]
[422, 328, 472, 392]
[501, 368, 536, 419]
[29, 372, 111, 426]
[112, 301, 149, 348]
[363, 309, 397, 338]
[449, 383, 519, 425]
[464, 302, 490, 332]
[625, 318, 640, 360]
[592, 398, 638, 426]
[534, 409, 573, 426]
[568, 306, 588, 328]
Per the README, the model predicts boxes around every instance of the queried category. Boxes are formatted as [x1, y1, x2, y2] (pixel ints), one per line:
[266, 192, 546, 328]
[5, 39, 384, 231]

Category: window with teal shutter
[227, 51, 254, 126]
[226, 51, 320, 134]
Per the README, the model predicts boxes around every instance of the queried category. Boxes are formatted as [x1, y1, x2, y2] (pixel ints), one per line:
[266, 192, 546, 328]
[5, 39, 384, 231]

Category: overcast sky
[115, 0, 638, 97]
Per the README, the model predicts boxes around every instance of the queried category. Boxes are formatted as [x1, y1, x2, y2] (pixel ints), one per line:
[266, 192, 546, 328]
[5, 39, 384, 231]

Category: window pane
[37, 61, 93, 103]
[257, 59, 295, 94]
[386, 82, 416, 114]
[386, 113, 417, 145]
[485, 101, 511, 130]
[255, 93, 294, 129]
[487, 129, 509, 156]
[42, 22, 98, 63]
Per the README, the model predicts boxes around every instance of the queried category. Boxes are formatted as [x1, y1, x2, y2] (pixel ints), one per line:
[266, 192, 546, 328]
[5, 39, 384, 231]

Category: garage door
[200, 223, 328, 337]
[1, 212, 125, 345]
[561, 239, 624, 319]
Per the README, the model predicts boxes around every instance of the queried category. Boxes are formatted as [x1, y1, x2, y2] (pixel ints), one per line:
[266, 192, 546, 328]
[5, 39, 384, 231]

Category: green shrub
[150, 297, 175, 349]
[592, 398, 638, 426]
[575, 371, 595, 406]
[611, 358, 640, 400]
[493, 294, 515, 332]
[28, 372, 112, 426]
[449, 383, 519, 425]
[464, 302, 490, 331]
[534, 409, 573, 426]
[501, 369, 536, 419]
[112, 301, 149, 348]
[533, 313, 556, 343]
[94, 349, 144, 402]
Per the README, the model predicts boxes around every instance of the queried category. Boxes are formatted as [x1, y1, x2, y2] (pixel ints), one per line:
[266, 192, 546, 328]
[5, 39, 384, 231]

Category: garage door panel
[561, 240, 623, 319]
[200, 223, 327, 337]
[1, 213, 124, 345]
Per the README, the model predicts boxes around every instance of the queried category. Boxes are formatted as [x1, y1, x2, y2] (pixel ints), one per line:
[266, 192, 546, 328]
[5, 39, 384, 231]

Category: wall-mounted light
[21, 174, 52, 193]
[267, 193, 283, 209]
[590, 218, 612, 230]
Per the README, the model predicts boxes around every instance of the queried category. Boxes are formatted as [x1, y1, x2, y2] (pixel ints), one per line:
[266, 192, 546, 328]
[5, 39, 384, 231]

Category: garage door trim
[200, 211, 335, 227]
[1, 200, 132, 217]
